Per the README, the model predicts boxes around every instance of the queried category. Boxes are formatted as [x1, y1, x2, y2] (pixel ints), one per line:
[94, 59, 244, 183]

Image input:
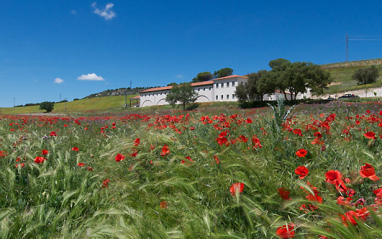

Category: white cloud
[176, 74, 183, 79]
[92, 2, 116, 20]
[77, 73, 104, 81]
[54, 78, 64, 84]
[71, 10, 76, 15]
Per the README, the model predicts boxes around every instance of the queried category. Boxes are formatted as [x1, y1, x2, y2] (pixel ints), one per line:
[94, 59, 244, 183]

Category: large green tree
[213, 68, 233, 78]
[352, 66, 379, 85]
[192, 72, 213, 82]
[235, 70, 273, 102]
[165, 83, 198, 110]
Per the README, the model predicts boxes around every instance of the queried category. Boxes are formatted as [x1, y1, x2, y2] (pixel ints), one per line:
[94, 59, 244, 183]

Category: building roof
[130, 95, 140, 99]
[140, 80, 214, 93]
[212, 74, 248, 81]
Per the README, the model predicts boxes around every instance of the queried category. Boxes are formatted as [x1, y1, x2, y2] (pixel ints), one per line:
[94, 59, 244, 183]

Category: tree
[235, 70, 274, 102]
[167, 82, 178, 87]
[192, 72, 213, 82]
[213, 68, 233, 78]
[165, 83, 198, 110]
[352, 66, 379, 85]
[234, 83, 248, 103]
[267, 59, 331, 101]
[39, 101, 55, 113]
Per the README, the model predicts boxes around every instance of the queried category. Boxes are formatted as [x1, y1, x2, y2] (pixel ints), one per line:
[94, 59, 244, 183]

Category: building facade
[139, 75, 248, 107]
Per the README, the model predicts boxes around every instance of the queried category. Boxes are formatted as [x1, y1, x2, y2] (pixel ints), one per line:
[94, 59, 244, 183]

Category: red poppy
[115, 153, 125, 162]
[42, 149, 49, 155]
[214, 155, 220, 164]
[78, 163, 85, 167]
[102, 179, 110, 188]
[160, 201, 167, 209]
[134, 138, 140, 146]
[295, 166, 309, 179]
[252, 135, 263, 149]
[87, 167, 93, 171]
[0, 151, 6, 157]
[15, 163, 25, 168]
[72, 147, 79, 151]
[359, 163, 379, 181]
[160, 145, 170, 156]
[34, 156, 46, 163]
[276, 223, 295, 238]
[190, 126, 195, 131]
[295, 149, 307, 158]
[245, 118, 253, 124]
[293, 129, 302, 136]
[278, 188, 291, 200]
[50, 131, 57, 137]
[325, 170, 347, 193]
[230, 182, 244, 197]
[364, 131, 376, 139]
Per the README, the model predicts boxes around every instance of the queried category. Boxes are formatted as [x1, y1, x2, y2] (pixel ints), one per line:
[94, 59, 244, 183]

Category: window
[221, 83, 224, 88]
[232, 82, 235, 87]
[216, 95, 218, 100]
[227, 94, 229, 99]
[203, 88, 205, 91]
[226, 82, 229, 87]
[221, 95, 223, 99]
[216, 83, 219, 88]
[232, 94, 235, 99]
[240, 82, 243, 85]
[209, 87, 211, 90]
[198, 88, 200, 91]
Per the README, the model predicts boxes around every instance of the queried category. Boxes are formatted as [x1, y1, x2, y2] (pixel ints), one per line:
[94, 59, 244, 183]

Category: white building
[139, 75, 248, 107]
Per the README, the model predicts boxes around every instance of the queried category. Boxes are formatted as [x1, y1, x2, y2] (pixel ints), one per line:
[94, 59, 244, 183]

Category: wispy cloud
[176, 74, 183, 79]
[70, 10, 76, 15]
[92, 2, 116, 20]
[77, 73, 104, 81]
[54, 78, 64, 84]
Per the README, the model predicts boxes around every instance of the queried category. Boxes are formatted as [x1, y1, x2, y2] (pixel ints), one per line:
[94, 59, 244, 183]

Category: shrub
[39, 101, 55, 112]
[352, 66, 379, 85]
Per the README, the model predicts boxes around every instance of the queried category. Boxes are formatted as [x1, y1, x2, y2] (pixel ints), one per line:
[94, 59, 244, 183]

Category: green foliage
[165, 83, 198, 110]
[267, 95, 294, 131]
[352, 65, 379, 85]
[39, 101, 55, 112]
[213, 68, 233, 78]
[192, 72, 213, 82]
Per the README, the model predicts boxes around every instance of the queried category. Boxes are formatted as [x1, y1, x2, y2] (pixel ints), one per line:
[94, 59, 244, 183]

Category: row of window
[215, 81, 235, 88]
[216, 94, 235, 100]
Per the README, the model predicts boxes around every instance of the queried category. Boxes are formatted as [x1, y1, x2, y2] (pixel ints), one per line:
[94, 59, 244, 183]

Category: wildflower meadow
[1, 100, 382, 238]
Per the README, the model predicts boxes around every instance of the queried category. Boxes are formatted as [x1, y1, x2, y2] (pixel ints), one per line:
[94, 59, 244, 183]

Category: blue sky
[1, 0, 382, 107]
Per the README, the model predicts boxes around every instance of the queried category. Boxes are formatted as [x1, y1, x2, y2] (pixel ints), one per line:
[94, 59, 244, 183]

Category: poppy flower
[15, 163, 25, 168]
[78, 163, 85, 167]
[41, 149, 49, 155]
[115, 153, 125, 162]
[278, 188, 291, 200]
[160, 145, 170, 156]
[364, 131, 376, 139]
[160, 201, 167, 209]
[134, 138, 140, 146]
[295, 149, 307, 158]
[190, 126, 195, 131]
[230, 182, 244, 197]
[0, 151, 6, 157]
[295, 166, 309, 179]
[34, 156, 46, 163]
[276, 223, 295, 238]
[359, 163, 379, 181]
[50, 131, 57, 137]
[214, 155, 220, 164]
[87, 167, 93, 171]
[102, 179, 110, 188]
[325, 170, 342, 184]
[72, 147, 79, 151]
[245, 118, 253, 124]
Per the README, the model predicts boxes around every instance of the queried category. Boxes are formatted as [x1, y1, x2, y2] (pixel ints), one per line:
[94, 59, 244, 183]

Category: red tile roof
[130, 95, 140, 99]
[140, 80, 214, 93]
[212, 75, 248, 81]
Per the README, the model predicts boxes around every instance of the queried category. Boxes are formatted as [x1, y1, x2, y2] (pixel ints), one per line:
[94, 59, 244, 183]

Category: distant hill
[83, 87, 155, 99]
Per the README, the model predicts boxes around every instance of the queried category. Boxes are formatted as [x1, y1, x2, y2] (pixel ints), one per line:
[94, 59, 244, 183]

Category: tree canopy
[165, 83, 198, 110]
[39, 101, 55, 113]
[192, 72, 213, 82]
[352, 66, 379, 85]
[214, 68, 233, 78]
[236, 59, 331, 103]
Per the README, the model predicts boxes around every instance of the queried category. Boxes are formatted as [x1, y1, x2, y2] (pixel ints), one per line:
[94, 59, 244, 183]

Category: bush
[39, 101, 55, 112]
[73, 98, 80, 101]
[352, 66, 379, 85]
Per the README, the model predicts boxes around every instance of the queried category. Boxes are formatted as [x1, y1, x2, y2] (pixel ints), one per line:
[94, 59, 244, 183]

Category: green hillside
[323, 59, 382, 94]
[0, 95, 139, 115]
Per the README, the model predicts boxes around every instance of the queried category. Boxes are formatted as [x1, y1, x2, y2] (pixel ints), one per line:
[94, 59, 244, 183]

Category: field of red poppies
[1, 100, 382, 238]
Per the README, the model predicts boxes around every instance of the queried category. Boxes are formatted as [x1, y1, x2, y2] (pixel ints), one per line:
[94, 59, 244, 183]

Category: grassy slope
[324, 64, 382, 94]
[0, 95, 139, 115]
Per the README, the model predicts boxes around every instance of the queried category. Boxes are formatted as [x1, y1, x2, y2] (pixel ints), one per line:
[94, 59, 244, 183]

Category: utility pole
[346, 32, 348, 62]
